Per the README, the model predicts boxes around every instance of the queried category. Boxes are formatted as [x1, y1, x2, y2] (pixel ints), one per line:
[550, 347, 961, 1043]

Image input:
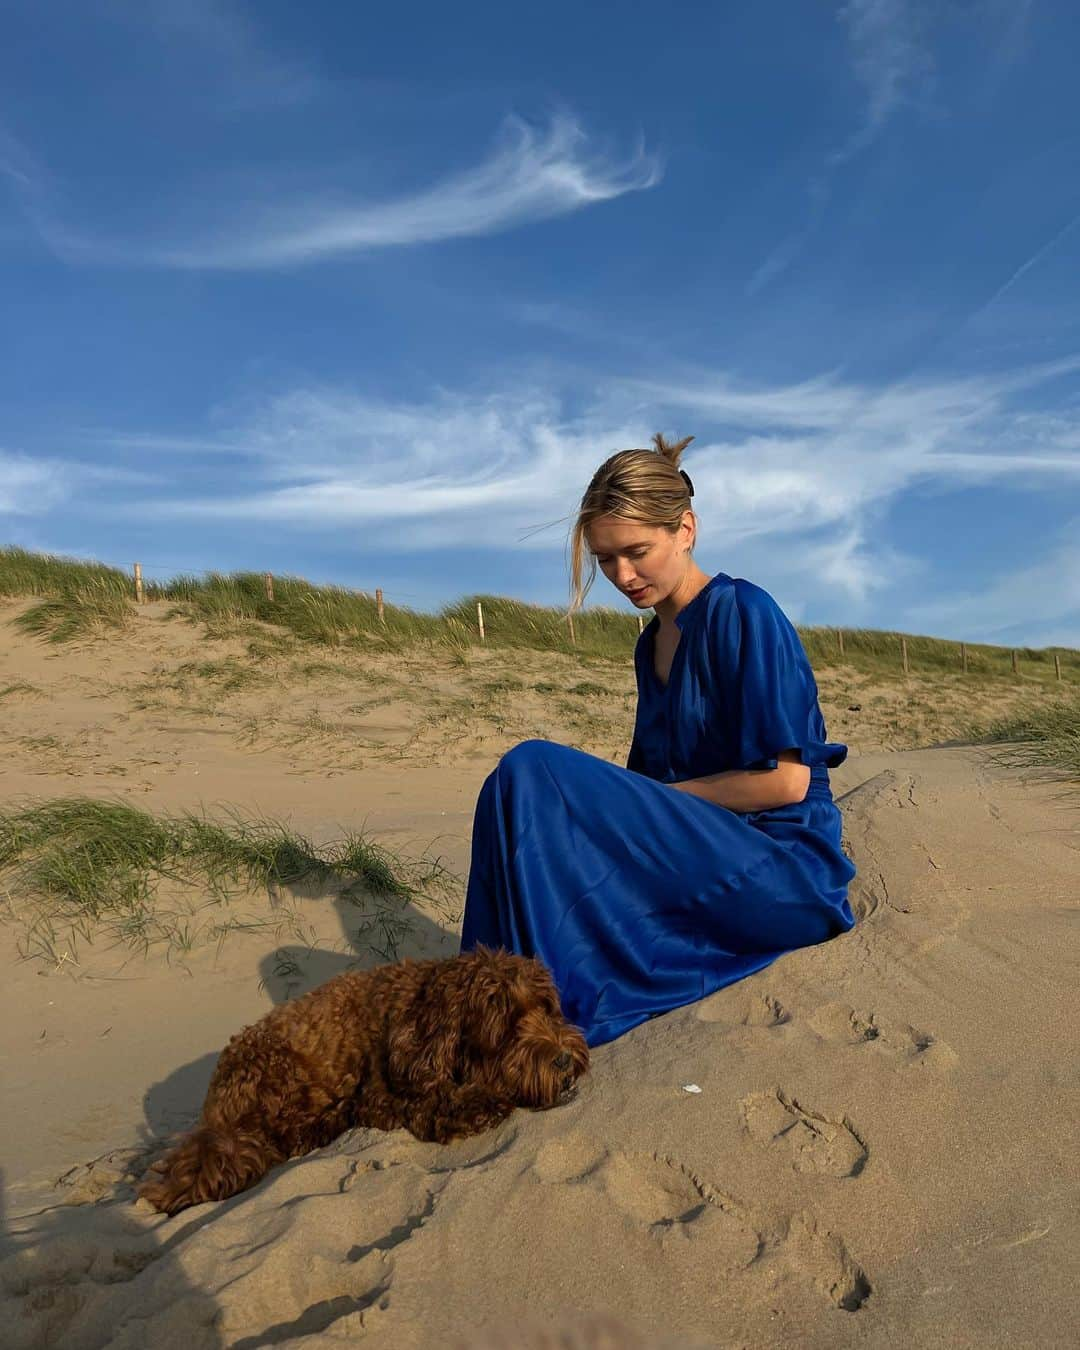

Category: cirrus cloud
[34, 113, 662, 270]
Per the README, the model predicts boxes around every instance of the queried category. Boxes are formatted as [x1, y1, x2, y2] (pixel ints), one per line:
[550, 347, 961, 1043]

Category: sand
[1, 600, 1078, 1348]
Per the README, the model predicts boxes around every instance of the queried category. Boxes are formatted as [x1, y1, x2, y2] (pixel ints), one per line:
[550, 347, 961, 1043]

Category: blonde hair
[569, 433, 695, 612]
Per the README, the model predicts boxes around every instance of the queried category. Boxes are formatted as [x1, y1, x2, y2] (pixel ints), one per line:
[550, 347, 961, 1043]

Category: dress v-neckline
[646, 617, 691, 696]
[650, 622, 680, 691]
[644, 573, 728, 694]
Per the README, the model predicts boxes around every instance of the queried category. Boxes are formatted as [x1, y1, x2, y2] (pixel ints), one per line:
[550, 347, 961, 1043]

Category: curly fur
[139, 945, 588, 1215]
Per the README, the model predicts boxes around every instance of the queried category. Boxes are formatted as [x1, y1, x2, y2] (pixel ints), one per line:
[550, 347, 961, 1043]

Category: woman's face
[587, 514, 693, 607]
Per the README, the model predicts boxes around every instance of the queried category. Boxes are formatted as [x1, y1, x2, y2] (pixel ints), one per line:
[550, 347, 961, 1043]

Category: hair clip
[679, 469, 694, 498]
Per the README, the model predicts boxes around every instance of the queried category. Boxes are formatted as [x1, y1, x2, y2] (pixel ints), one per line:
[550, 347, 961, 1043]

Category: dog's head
[464, 947, 589, 1109]
[386, 946, 588, 1107]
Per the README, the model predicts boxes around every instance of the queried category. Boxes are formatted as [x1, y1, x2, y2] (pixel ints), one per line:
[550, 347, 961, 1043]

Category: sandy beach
[1, 599, 1077, 1348]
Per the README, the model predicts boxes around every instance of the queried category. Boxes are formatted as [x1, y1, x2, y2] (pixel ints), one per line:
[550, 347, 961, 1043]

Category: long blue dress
[459, 572, 856, 1047]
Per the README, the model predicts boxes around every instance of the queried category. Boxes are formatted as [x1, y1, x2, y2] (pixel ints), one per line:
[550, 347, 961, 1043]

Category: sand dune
[3, 745, 1077, 1347]
[1, 604, 1078, 1347]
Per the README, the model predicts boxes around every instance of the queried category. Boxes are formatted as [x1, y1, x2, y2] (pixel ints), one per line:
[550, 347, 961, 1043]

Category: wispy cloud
[971, 206, 1080, 319]
[0, 451, 76, 514]
[125, 0, 319, 108]
[904, 526, 1080, 644]
[0, 125, 41, 192]
[749, 0, 934, 292]
[42, 113, 662, 270]
[0, 449, 155, 514]
[107, 357, 1080, 623]
[832, 0, 934, 163]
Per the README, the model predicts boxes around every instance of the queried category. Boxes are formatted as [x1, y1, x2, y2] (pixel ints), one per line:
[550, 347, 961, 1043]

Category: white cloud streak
[0, 451, 75, 514]
[0, 450, 155, 513]
[126, 0, 319, 108]
[118, 359, 1080, 625]
[973, 207, 1080, 318]
[832, 0, 933, 164]
[750, 0, 934, 292]
[0, 125, 42, 192]
[45, 113, 662, 270]
[904, 528, 1080, 645]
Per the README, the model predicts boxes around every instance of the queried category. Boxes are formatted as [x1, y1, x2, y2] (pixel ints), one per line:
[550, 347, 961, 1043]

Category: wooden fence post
[133, 562, 144, 605]
[837, 629, 845, 657]
[901, 636, 909, 675]
[264, 572, 274, 602]
[1055, 653, 1062, 682]
[1011, 649, 1019, 676]
[960, 642, 967, 674]
[567, 613, 576, 648]
[376, 588, 385, 624]
[637, 616, 645, 634]
[477, 601, 485, 642]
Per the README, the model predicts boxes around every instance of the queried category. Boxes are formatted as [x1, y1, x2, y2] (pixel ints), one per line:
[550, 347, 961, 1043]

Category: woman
[460, 433, 855, 1047]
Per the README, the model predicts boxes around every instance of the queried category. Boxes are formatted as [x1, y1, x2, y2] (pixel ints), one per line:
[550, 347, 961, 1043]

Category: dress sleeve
[721, 580, 847, 771]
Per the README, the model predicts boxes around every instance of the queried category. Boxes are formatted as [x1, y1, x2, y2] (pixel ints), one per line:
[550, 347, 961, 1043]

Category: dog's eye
[553, 1051, 572, 1070]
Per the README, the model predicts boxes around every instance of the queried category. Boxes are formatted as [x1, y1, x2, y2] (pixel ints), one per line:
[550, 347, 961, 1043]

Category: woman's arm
[667, 749, 810, 812]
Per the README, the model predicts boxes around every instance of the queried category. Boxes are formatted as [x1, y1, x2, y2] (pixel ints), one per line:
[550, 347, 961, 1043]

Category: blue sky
[2, 0, 1079, 646]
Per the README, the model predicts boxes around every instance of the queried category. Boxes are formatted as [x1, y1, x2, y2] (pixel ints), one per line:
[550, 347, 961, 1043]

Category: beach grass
[968, 699, 1080, 779]
[0, 547, 134, 642]
[1, 545, 1077, 682]
[0, 796, 460, 964]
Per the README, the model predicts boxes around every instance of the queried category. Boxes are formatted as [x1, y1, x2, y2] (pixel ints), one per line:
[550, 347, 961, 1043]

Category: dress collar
[672, 572, 730, 631]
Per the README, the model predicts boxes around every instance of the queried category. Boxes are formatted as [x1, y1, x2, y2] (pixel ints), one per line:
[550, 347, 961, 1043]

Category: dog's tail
[138, 1127, 284, 1215]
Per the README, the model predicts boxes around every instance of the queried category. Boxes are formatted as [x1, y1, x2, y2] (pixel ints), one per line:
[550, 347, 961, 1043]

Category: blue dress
[459, 573, 856, 1047]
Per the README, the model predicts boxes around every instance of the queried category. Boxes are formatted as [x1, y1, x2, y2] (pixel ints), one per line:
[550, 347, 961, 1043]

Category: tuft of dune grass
[0, 546, 130, 597]
[14, 581, 134, 643]
[0, 547, 134, 643]
[0, 796, 460, 964]
[966, 699, 1080, 779]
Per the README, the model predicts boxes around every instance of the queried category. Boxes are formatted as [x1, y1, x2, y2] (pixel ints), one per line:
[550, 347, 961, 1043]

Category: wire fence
[127, 560, 1075, 683]
[0, 546, 1076, 682]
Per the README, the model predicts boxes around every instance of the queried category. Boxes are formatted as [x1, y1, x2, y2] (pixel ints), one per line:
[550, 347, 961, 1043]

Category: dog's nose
[553, 1051, 572, 1070]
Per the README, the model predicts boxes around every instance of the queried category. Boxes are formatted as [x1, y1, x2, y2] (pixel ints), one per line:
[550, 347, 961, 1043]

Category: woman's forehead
[587, 517, 661, 550]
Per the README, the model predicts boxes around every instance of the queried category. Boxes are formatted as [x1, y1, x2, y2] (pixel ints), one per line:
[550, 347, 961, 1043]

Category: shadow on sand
[142, 886, 457, 1145]
[0, 884, 461, 1348]
[0, 1164, 225, 1349]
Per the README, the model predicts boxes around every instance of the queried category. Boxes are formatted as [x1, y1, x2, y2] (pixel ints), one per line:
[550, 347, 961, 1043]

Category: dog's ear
[469, 955, 546, 1054]
[386, 993, 464, 1091]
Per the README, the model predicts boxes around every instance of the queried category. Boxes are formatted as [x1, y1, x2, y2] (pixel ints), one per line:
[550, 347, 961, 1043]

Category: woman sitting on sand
[460, 434, 855, 1047]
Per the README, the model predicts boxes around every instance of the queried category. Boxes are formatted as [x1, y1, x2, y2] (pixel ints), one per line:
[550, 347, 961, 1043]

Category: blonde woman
[460, 434, 855, 1047]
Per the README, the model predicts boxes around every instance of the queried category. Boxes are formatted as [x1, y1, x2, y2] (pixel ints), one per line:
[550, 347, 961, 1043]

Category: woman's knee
[497, 738, 565, 777]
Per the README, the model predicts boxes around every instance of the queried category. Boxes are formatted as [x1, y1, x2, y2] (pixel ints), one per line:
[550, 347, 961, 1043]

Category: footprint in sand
[695, 990, 792, 1027]
[785, 1213, 872, 1311]
[808, 1002, 957, 1068]
[532, 1138, 761, 1270]
[903, 1027, 959, 1069]
[807, 1002, 882, 1046]
[531, 1135, 872, 1312]
[740, 1089, 868, 1178]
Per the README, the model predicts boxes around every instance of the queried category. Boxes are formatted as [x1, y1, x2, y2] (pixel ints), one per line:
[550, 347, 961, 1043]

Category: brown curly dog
[139, 945, 589, 1215]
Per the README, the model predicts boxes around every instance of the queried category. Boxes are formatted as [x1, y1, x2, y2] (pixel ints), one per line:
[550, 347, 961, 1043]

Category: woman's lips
[626, 585, 649, 599]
